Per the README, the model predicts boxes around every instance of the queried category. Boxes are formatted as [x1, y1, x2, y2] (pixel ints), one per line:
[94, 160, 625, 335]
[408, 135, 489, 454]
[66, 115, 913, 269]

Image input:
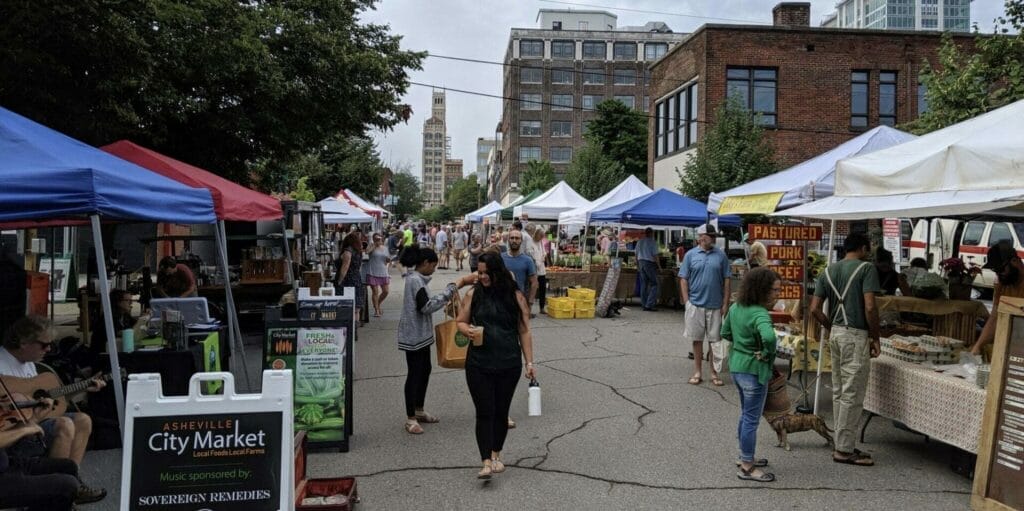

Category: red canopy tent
[100, 140, 282, 221]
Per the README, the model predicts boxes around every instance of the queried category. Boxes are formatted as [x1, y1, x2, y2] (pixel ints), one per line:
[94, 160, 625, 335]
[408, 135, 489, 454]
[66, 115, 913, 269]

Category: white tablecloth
[863, 356, 985, 453]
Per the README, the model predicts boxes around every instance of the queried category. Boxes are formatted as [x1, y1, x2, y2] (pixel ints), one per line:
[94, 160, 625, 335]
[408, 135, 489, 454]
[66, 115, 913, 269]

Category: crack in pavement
[581, 325, 634, 357]
[540, 363, 655, 435]
[347, 465, 971, 496]
[512, 415, 619, 469]
[355, 369, 460, 382]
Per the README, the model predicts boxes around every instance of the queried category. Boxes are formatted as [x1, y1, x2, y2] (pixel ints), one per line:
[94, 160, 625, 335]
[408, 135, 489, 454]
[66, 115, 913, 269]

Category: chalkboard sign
[120, 371, 293, 511]
[974, 296, 1024, 511]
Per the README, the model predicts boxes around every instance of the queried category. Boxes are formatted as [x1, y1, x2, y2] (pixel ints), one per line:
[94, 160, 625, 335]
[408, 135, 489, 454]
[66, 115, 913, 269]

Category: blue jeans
[638, 260, 659, 309]
[733, 372, 768, 463]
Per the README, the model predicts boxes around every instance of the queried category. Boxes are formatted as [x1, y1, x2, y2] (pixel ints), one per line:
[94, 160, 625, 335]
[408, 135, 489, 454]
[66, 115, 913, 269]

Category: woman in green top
[721, 267, 782, 483]
[456, 252, 536, 480]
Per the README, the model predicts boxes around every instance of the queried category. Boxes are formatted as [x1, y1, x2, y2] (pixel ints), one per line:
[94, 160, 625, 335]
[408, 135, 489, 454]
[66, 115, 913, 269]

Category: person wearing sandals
[679, 224, 731, 387]
[335, 232, 365, 322]
[397, 246, 477, 435]
[366, 233, 392, 318]
[810, 233, 881, 467]
[721, 267, 781, 483]
[456, 252, 536, 480]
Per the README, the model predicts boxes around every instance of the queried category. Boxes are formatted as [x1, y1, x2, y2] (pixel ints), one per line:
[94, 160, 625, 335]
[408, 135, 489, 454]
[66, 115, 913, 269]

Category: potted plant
[939, 257, 981, 300]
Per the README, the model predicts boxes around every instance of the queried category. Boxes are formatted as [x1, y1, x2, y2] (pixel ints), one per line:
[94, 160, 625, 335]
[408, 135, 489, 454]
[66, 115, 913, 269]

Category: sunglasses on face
[32, 340, 55, 350]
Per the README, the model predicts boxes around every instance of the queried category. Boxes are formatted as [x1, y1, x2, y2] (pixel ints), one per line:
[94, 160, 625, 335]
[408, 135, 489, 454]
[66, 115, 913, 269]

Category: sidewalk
[78, 266, 972, 510]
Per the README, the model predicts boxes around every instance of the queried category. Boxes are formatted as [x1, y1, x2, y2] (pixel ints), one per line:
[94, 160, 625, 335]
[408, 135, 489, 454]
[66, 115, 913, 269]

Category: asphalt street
[78, 265, 974, 510]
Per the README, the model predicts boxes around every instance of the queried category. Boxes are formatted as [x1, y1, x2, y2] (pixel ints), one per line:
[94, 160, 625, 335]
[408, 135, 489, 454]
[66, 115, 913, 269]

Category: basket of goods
[295, 432, 358, 510]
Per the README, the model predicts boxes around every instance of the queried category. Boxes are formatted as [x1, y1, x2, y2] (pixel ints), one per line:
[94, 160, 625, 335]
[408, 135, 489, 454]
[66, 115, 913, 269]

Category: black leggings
[404, 346, 433, 417]
[466, 365, 522, 460]
[0, 457, 79, 511]
[536, 275, 547, 310]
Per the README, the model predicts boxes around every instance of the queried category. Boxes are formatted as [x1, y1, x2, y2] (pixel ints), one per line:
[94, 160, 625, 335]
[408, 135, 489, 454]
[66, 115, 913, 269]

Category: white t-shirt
[0, 348, 37, 378]
[435, 230, 449, 249]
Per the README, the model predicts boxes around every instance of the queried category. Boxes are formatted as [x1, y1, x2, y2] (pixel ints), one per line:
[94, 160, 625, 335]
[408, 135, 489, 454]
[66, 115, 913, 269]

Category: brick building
[496, 9, 687, 205]
[647, 2, 975, 193]
[443, 159, 464, 195]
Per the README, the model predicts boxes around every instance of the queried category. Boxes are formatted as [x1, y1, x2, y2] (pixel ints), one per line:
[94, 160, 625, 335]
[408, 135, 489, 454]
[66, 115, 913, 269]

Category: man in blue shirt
[502, 230, 538, 315]
[635, 227, 660, 311]
[679, 224, 732, 386]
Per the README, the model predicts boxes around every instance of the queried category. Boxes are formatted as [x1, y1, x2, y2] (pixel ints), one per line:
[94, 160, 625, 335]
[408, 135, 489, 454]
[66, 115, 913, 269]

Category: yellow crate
[573, 298, 596, 309]
[548, 296, 575, 310]
[549, 308, 576, 319]
[574, 306, 595, 319]
[567, 288, 596, 301]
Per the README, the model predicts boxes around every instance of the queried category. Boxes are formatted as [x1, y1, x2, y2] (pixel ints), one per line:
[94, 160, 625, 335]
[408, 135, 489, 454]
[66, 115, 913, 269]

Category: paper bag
[434, 293, 466, 369]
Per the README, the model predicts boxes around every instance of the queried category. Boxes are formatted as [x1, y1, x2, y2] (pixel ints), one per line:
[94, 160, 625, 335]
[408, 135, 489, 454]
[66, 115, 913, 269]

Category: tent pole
[812, 219, 836, 415]
[280, 219, 295, 289]
[49, 228, 55, 322]
[216, 221, 251, 389]
[91, 215, 125, 434]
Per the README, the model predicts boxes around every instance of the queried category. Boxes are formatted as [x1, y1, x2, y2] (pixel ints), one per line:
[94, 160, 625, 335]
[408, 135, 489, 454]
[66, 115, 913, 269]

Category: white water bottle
[528, 378, 542, 416]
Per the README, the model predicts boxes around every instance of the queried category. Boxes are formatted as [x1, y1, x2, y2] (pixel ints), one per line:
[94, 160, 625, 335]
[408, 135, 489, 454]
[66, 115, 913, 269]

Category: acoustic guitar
[0, 372, 117, 419]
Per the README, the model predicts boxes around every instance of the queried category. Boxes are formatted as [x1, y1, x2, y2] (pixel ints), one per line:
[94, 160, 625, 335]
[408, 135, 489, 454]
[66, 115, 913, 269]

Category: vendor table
[546, 269, 679, 306]
[876, 296, 988, 342]
[198, 282, 291, 317]
[862, 355, 986, 453]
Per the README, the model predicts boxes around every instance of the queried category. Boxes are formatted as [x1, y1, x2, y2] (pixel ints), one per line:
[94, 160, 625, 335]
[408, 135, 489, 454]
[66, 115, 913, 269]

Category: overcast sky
[362, 0, 1007, 182]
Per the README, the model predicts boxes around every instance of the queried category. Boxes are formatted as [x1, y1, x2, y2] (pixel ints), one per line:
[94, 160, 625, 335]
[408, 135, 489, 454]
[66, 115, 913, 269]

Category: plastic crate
[567, 288, 596, 301]
[547, 297, 575, 319]
[574, 306, 595, 319]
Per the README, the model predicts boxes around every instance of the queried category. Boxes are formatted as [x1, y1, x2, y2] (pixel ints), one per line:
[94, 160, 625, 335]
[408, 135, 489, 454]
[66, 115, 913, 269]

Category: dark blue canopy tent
[590, 188, 741, 226]
[0, 106, 218, 432]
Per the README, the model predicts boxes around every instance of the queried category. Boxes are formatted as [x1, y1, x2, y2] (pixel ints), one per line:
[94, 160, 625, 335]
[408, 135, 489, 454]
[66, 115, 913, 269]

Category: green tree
[565, 142, 628, 200]
[445, 176, 481, 218]
[520, 160, 556, 195]
[904, 3, 1024, 134]
[391, 168, 423, 220]
[421, 205, 452, 223]
[0, 1, 423, 187]
[585, 99, 649, 181]
[308, 135, 385, 201]
[678, 96, 776, 202]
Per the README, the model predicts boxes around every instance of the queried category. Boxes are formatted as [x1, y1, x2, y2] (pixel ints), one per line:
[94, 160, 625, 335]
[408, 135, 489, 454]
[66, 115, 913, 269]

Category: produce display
[266, 327, 348, 444]
[881, 334, 963, 365]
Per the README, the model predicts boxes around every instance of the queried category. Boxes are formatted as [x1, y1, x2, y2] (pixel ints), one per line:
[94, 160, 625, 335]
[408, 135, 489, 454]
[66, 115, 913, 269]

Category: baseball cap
[983, 240, 1017, 271]
[696, 224, 718, 237]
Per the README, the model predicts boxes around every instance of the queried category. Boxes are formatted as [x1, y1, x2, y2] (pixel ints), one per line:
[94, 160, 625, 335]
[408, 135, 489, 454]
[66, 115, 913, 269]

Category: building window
[613, 42, 637, 61]
[666, 94, 677, 153]
[656, 102, 665, 156]
[879, 71, 897, 126]
[851, 70, 869, 127]
[552, 21, 562, 30]
[918, 82, 929, 115]
[519, 146, 541, 163]
[551, 40, 575, 59]
[583, 68, 605, 85]
[552, 68, 574, 84]
[687, 84, 699, 146]
[614, 95, 635, 109]
[520, 93, 542, 110]
[551, 147, 572, 163]
[726, 67, 776, 125]
[655, 81, 699, 157]
[644, 70, 651, 86]
[583, 120, 592, 135]
[552, 94, 573, 111]
[582, 95, 601, 110]
[520, 67, 542, 84]
[613, 69, 636, 86]
[519, 120, 541, 137]
[642, 95, 650, 112]
[644, 43, 668, 61]
[551, 121, 572, 137]
[519, 40, 543, 58]
[582, 41, 605, 59]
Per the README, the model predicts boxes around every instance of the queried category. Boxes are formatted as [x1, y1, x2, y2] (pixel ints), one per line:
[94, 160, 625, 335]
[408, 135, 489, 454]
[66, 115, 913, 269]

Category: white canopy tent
[465, 200, 503, 222]
[318, 197, 374, 224]
[707, 126, 916, 215]
[513, 181, 590, 220]
[779, 99, 1024, 220]
[558, 175, 653, 226]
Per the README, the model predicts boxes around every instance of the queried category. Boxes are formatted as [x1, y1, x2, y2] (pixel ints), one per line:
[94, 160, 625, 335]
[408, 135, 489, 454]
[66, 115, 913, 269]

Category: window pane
[551, 147, 572, 163]
[759, 114, 776, 126]
[656, 102, 665, 135]
[851, 71, 868, 82]
[583, 69, 604, 85]
[851, 116, 868, 127]
[676, 91, 686, 128]
[880, 71, 896, 83]
[584, 95, 600, 111]
[551, 121, 572, 137]
[880, 83, 896, 116]
[851, 83, 868, 115]
[918, 83, 929, 114]
[753, 69, 776, 80]
[552, 69, 573, 84]
[583, 42, 605, 59]
[613, 42, 636, 60]
[551, 41, 575, 59]
[520, 40, 543, 57]
[519, 120, 541, 136]
[727, 81, 749, 106]
[727, 68, 749, 79]
[520, 67, 542, 84]
[753, 83, 775, 113]
[644, 43, 667, 61]
[552, 94, 573, 110]
[519, 147, 541, 162]
[614, 95, 635, 109]
[521, 93, 542, 110]
[642, 95, 650, 112]
[613, 69, 635, 85]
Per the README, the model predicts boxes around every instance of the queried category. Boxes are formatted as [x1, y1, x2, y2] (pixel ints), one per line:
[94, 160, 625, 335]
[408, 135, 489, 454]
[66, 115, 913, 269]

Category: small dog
[765, 412, 834, 451]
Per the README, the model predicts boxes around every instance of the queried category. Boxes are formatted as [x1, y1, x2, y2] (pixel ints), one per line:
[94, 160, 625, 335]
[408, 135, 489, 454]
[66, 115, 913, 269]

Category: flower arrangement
[939, 257, 982, 280]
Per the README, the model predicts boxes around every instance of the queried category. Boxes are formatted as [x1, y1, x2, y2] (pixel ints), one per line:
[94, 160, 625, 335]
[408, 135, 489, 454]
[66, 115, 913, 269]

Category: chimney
[772, 2, 811, 27]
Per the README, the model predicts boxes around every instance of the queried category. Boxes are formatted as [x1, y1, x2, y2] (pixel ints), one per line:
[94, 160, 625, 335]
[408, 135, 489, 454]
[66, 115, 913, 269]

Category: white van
[908, 219, 1024, 289]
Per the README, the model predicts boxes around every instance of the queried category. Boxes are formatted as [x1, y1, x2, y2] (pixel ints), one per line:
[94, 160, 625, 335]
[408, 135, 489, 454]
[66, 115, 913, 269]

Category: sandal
[478, 462, 493, 480]
[737, 466, 775, 482]
[688, 375, 702, 385]
[833, 450, 874, 466]
[404, 421, 423, 435]
[736, 458, 768, 468]
[711, 376, 725, 386]
[415, 412, 440, 424]
[491, 458, 506, 473]
[507, 418, 516, 429]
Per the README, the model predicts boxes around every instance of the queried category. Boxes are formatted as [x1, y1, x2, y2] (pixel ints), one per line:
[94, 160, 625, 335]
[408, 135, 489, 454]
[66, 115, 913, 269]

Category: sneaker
[75, 484, 107, 504]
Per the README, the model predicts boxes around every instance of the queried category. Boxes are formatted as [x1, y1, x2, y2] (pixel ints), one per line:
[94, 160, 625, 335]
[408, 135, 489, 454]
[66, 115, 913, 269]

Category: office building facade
[821, 0, 972, 32]
[421, 90, 448, 208]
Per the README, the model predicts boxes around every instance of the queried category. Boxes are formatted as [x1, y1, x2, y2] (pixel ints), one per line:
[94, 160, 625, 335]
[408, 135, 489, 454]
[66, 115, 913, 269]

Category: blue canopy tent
[0, 106, 218, 433]
[590, 188, 741, 227]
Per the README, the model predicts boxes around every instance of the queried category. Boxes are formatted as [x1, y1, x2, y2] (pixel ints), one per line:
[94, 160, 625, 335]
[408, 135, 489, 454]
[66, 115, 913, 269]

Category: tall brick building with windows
[647, 2, 975, 192]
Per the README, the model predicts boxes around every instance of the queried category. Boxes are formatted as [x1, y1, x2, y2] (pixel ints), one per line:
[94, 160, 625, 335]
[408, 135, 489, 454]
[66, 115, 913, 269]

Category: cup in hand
[121, 329, 134, 353]
[471, 326, 485, 346]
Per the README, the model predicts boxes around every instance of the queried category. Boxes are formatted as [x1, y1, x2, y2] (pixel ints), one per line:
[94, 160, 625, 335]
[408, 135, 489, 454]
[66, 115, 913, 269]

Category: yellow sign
[717, 192, 784, 215]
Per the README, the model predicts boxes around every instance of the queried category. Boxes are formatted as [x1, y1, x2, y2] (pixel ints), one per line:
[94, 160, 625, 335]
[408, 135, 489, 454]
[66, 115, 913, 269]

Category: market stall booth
[513, 180, 590, 221]
[491, 190, 541, 222]
[337, 188, 387, 233]
[464, 200, 503, 223]
[0, 106, 219, 433]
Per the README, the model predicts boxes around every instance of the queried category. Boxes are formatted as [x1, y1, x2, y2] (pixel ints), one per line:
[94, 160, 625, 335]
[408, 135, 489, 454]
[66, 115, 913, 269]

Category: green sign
[265, 327, 346, 444]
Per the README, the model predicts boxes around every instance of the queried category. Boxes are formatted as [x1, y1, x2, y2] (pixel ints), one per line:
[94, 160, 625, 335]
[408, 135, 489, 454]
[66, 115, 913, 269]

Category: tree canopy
[585, 99, 648, 181]
[565, 142, 627, 201]
[391, 168, 423, 221]
[904, 1, 1024, 134]
[520, 160, 556, 196]
[0, 0, 422, 190]
[445, 176, 482, 219]
[678, 96, 776, 202]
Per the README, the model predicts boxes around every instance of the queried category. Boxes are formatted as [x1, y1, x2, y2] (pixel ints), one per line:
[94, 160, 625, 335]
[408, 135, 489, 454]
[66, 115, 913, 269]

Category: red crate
[295, 432, 358, 510]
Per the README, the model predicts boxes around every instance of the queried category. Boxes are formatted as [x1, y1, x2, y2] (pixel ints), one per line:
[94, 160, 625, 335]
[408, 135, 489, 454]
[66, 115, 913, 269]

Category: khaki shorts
[453, 248, 465, 260]
[684, 304, 722, 343]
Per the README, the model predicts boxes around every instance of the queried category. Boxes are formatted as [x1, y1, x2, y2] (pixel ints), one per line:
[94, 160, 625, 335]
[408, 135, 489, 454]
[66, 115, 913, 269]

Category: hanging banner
[748, 224, 823, 241]
[768, 265, 804, 282]
[778, 284, 804, 300]
[768, 245, 804, 260]
[718, 192, 785, 215]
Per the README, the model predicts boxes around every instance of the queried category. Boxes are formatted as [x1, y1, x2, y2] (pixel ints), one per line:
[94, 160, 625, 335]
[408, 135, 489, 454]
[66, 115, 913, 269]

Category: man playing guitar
[0, 316, 106, 504]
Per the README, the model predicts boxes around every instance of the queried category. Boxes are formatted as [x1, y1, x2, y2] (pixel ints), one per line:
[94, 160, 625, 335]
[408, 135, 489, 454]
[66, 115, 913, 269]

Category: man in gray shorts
[679, 224, 732, 386]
